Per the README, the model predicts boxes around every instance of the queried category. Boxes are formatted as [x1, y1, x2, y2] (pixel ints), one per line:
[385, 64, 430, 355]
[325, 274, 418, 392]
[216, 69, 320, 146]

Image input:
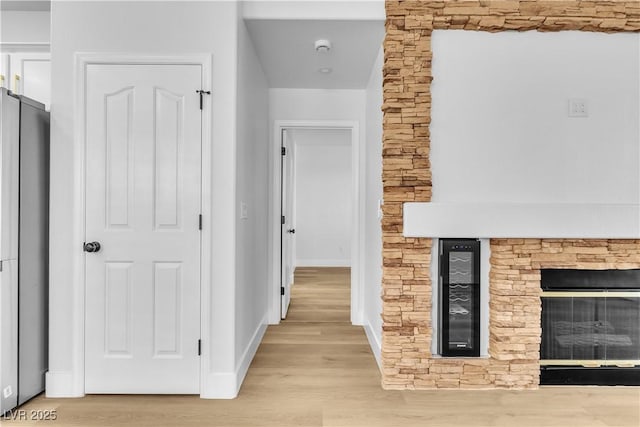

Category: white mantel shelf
[403, 203, 640, 239]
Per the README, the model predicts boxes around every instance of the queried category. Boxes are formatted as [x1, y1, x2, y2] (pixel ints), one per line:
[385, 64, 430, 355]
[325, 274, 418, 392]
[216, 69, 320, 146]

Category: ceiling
[245, 19, 384, 89]
[1, 2, 384, 89]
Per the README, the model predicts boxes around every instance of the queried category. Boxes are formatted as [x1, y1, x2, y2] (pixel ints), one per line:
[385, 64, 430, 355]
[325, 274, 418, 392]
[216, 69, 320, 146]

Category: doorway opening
[270, 121, 362, 325]
[281, 128, 353, 321]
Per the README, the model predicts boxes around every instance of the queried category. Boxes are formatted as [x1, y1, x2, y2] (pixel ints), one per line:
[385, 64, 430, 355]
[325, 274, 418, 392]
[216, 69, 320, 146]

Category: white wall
[270, 88, 366, 124]
[0, 11, 50, 44]
[363, 47, 383, 367]
[430, 30, 640, 205]
[292, 129, 352, 267]
[49, 0, 239, 399]
[234, 16, 269, 390]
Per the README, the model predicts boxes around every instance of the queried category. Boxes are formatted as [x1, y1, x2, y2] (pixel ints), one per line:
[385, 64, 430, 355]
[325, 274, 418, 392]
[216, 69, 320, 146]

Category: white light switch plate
[240, 202, 248, 220]
[568, 98, 588, 117]
[3, 385, 12, 398]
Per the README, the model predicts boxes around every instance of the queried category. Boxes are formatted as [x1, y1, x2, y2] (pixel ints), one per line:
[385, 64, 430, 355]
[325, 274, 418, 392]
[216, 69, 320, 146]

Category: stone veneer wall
[381, 1, 640, 390]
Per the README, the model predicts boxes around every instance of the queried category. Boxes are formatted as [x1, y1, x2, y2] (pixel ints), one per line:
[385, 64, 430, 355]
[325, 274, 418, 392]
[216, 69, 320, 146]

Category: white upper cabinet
[0, 55, 9, 90]
[7, 53, 51, 110]
[0, 9, 51, 109]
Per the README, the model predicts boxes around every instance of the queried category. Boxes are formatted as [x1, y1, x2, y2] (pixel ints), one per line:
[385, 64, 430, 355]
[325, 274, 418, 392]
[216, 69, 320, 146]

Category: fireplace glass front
[541, 297, 640, 361]
[540, 269, 640, 385]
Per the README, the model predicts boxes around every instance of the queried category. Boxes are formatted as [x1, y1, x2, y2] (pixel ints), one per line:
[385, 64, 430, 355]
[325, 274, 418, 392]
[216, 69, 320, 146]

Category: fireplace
[540, 269, 640, 385]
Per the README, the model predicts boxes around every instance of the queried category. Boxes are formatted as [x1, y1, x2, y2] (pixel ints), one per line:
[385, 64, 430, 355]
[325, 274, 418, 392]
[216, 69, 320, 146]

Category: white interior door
[84, 63, 202, 393]
[281, 130, 296, 319]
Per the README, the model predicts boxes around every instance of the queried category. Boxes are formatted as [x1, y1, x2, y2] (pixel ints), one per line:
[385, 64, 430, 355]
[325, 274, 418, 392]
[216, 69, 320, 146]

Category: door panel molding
[152, 261, 183, 358]
[69, 53, 213, 397]
[104, 262, 133, 357]
[104, 86, 134, 230]
[153, 87, 184, 230]
[269, 120, 363, 325]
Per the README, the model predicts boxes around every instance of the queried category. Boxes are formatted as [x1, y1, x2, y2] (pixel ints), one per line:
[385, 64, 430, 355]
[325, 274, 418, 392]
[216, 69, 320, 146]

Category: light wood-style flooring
[5, 267, 640, 426]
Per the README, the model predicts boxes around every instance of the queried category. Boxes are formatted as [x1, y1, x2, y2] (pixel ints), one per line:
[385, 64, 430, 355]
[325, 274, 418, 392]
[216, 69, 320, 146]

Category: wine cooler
[439, 239, 480, 357]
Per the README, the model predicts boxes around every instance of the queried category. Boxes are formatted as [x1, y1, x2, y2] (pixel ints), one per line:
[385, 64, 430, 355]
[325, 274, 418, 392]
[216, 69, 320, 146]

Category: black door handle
[287, 229, 296, 234]
[84, 241, 102, 253]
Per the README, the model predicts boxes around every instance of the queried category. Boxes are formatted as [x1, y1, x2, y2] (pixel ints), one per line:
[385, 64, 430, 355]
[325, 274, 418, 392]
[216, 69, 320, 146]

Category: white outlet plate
[569, 98, 588, 117]
[3, 385, 12, 398]
[240, 202, 248, 220]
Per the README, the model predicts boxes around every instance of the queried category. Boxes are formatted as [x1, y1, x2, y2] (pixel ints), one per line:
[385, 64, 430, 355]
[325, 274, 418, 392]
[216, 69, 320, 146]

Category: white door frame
[73, 53, 213, 395]
[269, 120, 364, 325]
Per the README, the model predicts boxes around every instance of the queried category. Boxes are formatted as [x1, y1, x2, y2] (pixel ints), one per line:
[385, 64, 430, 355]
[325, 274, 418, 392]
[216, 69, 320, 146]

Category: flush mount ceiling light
[318, 67, 332, 74]
[314, 39, 332, 53]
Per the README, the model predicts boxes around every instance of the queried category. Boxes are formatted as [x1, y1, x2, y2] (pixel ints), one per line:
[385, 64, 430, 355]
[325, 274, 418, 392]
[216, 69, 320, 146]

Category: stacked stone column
[381, 0, 640, 390]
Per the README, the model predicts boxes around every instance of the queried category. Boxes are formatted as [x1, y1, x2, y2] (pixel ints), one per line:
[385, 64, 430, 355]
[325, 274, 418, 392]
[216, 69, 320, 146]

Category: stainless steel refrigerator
[0, 88, 49, 414]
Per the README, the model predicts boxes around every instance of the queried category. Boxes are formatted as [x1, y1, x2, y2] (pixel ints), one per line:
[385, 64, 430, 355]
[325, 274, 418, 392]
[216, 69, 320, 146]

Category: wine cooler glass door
[441, 240, 480, 357]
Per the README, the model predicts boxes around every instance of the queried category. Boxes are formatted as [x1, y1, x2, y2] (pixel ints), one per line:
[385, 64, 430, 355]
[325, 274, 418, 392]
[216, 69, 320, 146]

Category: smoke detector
[314, 39, 332, 53]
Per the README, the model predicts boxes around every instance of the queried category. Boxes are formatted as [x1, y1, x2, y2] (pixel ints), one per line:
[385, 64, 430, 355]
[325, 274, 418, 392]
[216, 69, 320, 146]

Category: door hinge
[281, 147, 286, 156]
[198, 214, 203, 230]
[0, 260, 3, 272]
[198, 339, 201, 356]
[196, 90, 211, 110]
[281, 287, 285, 296]
[281, 215, 285, 225]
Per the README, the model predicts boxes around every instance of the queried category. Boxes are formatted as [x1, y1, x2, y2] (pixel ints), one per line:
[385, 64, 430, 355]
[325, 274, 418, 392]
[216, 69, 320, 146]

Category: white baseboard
[296, 259, 351, 267]
[47, 323, 268, 400]
[364, 321, 382, 371]
[199, 372, 237, 399]
[234, 320, 267, 394]
[45, 371, 84, 398]
[200, 320, 267, 399]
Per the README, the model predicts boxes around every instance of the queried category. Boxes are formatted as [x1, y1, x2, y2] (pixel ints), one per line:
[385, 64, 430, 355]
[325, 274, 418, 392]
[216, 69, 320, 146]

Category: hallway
[4, 268, 639, 426]
[237, 267, 381, 424]
[282, 267, 352, 323]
